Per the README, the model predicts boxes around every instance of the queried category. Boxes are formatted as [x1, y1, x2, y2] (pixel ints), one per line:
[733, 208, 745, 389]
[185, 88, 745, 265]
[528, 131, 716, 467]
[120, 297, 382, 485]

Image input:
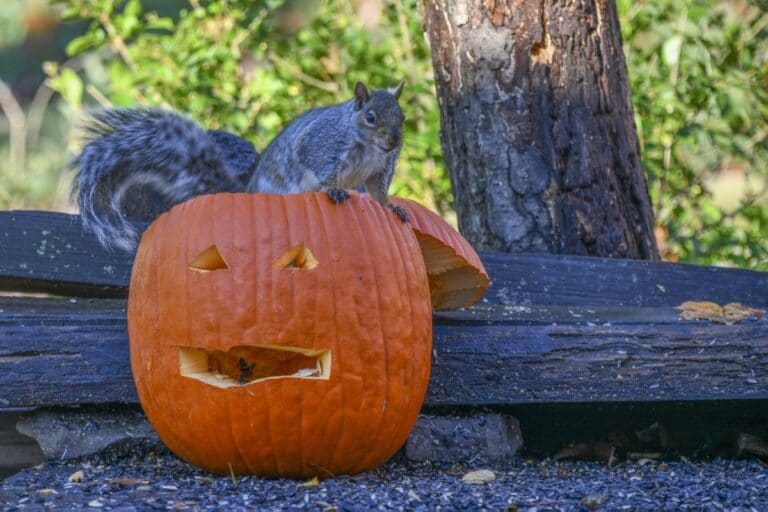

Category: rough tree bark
[421, 0, 659, 259]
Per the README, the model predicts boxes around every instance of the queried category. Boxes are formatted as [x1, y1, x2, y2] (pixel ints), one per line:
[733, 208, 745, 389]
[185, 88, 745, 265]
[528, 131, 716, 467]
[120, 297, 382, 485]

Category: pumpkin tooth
[178, 345, 331, 388]
[188, 244, 229, 272]
[273, 243, 319, 270]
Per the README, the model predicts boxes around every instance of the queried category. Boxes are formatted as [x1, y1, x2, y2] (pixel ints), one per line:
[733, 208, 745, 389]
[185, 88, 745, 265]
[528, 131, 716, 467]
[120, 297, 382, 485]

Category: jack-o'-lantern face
[128, 192, 433, 478]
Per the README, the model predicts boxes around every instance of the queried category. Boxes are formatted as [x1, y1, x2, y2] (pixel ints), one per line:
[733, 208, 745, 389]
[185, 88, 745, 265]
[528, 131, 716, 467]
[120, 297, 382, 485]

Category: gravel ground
[2, 443, 767, 511]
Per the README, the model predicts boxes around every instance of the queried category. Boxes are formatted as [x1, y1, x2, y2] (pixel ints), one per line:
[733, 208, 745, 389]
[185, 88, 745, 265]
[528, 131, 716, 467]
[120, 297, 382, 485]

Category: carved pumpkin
[128, 192, 432, 478]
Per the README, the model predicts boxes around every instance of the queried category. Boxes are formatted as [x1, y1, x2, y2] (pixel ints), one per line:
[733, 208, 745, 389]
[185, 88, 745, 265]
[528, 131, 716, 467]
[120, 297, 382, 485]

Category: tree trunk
[421, 0, 659, 259]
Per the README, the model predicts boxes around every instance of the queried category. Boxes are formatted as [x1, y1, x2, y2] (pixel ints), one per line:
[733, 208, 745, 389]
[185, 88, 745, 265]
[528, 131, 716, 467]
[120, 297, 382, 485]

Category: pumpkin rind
[390, 197, 490, 310]
[128, 192, 432, 477]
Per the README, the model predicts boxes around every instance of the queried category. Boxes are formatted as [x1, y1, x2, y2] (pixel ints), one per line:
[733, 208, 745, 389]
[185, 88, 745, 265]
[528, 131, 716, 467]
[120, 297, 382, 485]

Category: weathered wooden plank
[0, 211, 133, 297]
[479, 251, 768, 308]
[2, 298, 766, 408]
[2, 211, 768, 307]
[0, 298, 133, 407]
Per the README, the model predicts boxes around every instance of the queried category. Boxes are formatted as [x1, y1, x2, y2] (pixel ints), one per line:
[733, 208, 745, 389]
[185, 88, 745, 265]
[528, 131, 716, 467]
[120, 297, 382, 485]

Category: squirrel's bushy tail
[71, 108, 242, 251]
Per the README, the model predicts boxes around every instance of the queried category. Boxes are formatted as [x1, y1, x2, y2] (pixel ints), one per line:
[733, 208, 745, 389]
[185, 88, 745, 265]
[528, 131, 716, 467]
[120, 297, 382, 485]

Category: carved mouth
[179, 344, 331, 388]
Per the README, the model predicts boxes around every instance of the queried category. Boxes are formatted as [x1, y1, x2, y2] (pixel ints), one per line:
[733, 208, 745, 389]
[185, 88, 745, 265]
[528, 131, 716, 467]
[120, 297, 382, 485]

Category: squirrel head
[352, 81, 404, 153]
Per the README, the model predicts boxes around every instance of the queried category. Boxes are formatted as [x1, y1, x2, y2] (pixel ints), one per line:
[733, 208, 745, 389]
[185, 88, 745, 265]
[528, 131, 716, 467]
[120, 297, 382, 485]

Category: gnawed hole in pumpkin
[413, 233, 489, 310]
[189, 245, 229, 272]
[179, 345, 331, 388]
[273, 243, 319, 270]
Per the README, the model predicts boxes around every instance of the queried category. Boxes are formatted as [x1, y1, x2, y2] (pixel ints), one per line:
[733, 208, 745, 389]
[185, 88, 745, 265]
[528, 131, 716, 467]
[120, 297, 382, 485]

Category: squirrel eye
[364, 111, 376, 124]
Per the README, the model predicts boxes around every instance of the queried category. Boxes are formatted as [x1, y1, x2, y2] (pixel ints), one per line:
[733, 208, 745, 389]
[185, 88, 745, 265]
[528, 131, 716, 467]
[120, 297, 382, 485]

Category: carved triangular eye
[189, 245, 229, 272]
[273, 243, 319, 270]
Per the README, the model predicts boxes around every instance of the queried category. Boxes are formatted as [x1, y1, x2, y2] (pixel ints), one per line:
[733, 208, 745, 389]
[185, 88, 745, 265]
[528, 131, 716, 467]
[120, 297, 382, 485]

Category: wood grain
[2, 298, 765, 408]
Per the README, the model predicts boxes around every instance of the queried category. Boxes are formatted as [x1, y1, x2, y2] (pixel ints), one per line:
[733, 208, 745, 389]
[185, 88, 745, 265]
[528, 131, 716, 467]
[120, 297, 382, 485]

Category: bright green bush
[5, 0, 767, 269]
[618, 0, 768, 269]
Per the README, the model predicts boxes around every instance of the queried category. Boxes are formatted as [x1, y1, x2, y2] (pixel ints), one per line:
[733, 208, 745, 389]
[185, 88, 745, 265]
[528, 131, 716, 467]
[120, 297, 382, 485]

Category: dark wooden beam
[479, 251, 768, 308]
[2, 211, 768, 309]
[0, 211, 132, 297]
[2, 298, 766, 408]
[0, 298, 132, 407]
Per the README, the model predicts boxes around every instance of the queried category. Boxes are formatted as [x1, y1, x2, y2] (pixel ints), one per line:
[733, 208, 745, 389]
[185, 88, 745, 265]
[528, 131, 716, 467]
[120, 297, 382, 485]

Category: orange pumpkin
[128, 192, 432, 478]
[390, 197, 490, 310]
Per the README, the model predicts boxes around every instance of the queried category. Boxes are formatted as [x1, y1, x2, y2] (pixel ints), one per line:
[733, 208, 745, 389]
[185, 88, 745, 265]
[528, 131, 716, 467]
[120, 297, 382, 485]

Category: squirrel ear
[389, 81, 405, 100]
[354, 81, 370, 110]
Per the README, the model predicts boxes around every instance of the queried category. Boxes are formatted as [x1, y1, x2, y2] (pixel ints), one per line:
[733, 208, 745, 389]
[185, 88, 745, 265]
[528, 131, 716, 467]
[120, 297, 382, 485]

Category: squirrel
[72, 81, 407, 251]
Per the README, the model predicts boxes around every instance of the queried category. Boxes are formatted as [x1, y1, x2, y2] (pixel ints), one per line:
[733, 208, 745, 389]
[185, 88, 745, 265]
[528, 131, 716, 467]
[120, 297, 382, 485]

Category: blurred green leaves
[618, 0, 768, 269]
[5, 0, 766, 269]
[47, 67, 83, 106]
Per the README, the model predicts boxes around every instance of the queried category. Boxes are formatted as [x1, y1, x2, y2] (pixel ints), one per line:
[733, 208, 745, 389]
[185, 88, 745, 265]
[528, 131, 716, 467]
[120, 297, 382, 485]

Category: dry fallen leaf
[67, 470, 85, 483]
[677, 300, 764, 324]
[678, 301, 726, 322]
[723, 303, 765, 323]
[407, 490, 421, 501]
[300, 476, 320, 487]
[461, 469, 496, 484]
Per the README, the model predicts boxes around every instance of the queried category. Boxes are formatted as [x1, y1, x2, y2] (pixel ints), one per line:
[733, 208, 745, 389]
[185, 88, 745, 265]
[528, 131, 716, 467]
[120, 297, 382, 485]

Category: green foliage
[0, 108, 73, 211]
[5, 0, 766, 269]
[0, 1, 29, 48]
[47, 0, 451, 215]
[618, 0, 768, 269]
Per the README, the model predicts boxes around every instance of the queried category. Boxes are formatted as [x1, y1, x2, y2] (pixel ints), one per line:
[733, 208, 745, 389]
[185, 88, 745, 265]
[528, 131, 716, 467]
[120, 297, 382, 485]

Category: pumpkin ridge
[310, 193, 351, 476]
[304, 193, 324, 474]
[205, 196, 244, 472]
[219, 195, 253, 475]
[185, 196, 231, 470]
[385, 208, 421, 458]
[149, 207, 184, 458]
[129, 212, 168, 457]
[289, 196, 306, 477]
[266, 195, 295, 476]
[374, 199, 425, 469]
[278, 194, 303, 476]
[347, 199, 396, 471]
[397, 212, 433, 456]
[333, 196, 387, 472]
[251, 196, 280, 475]
[308, 192, 346, 474]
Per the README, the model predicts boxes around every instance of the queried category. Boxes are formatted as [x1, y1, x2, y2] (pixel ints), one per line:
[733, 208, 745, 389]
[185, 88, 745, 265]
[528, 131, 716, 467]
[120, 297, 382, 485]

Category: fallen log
[2, 211, 767, 309]
[1, 298, 765, 408]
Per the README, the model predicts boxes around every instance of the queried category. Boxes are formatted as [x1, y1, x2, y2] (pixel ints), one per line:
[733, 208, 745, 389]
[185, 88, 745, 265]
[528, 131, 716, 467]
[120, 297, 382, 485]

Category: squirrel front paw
[326, 188, 351, 204]
[387, 203, 409, 223]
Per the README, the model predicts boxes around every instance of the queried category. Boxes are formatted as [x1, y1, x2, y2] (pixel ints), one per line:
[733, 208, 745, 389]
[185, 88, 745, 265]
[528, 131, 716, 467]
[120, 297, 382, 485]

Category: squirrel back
[71, 81, 404, 251]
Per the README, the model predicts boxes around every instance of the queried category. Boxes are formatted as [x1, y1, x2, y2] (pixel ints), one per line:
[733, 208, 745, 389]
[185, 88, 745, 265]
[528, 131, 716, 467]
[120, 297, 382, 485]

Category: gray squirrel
[72, 81, 406, 251]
